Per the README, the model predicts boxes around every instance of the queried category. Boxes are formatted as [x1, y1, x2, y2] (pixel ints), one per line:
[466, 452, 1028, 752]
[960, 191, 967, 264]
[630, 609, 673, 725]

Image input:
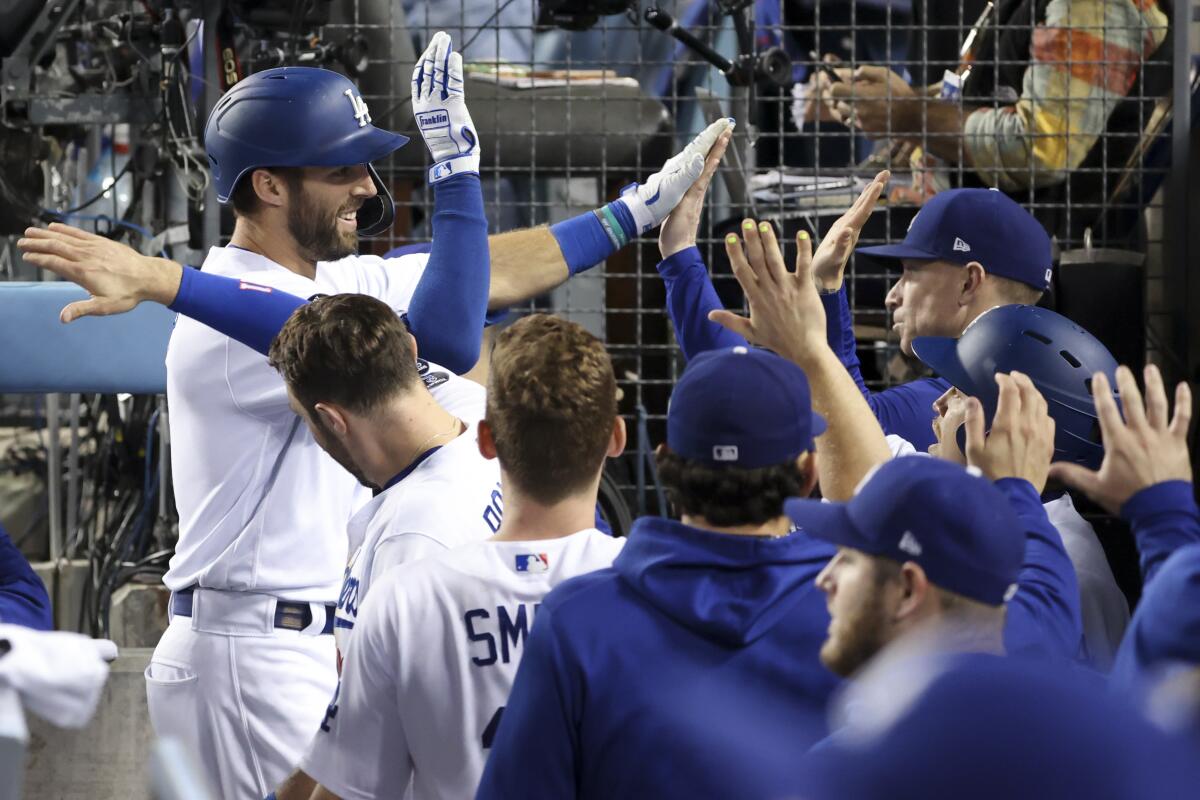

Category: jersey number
[482, 706, 505, 749]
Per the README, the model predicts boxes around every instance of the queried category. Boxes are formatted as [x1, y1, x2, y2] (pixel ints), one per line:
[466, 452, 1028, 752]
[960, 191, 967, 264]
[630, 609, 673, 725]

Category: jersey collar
[376, 445, 444, 496]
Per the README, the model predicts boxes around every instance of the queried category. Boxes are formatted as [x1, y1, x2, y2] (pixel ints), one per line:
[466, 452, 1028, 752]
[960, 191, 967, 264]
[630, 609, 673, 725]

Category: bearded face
[282, 165, 373, 263]
[815, 548, 901, 678]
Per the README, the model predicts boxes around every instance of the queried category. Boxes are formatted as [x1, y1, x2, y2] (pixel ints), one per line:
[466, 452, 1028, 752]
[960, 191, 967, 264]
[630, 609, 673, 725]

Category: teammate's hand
[964, 372, 1056, 493]
[657, 126, 733, 259]
[412, 31, 480, 183]
[1049, 365, 1193, 514]
[619, 118, 734, 236]
[17, 223, 182, 322]
[930, 386, 969, 465]
[709, 222, 828, 367]
[811, 170, 889, 292]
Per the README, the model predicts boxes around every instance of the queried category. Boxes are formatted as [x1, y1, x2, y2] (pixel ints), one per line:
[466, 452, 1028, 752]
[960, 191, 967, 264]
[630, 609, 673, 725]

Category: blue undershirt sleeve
[656, 246, 748, 361]
[0, 523, 52, 631]
[816, 286, 948, 451]
[997, 478, 1084, 661]
[405, 173, 489, 374]
[1121, 481, 1200, 584]
[168, 267, 305, 357]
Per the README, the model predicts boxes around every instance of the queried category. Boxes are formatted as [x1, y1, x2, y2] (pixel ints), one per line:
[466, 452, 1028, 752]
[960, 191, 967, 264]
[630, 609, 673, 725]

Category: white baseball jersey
[164, 245, 482, 602]
[1043, 492, 1130, 669]
[304, 528, 625, 800]
[334, 407, 504, 657]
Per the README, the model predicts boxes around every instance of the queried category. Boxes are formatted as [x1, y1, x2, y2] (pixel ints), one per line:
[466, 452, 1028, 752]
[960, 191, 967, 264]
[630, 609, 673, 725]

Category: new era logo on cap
[952, 237, 971, 253]
[898, 531, 923, 556]
[515, 553, 549, 573]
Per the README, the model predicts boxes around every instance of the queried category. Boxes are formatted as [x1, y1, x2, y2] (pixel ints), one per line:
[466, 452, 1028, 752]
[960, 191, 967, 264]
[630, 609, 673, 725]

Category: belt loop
[302, 602, 327, 636]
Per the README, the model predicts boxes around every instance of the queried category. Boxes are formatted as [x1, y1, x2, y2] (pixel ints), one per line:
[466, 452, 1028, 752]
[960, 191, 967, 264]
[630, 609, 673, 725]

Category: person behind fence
[816, 0, 1171, 242]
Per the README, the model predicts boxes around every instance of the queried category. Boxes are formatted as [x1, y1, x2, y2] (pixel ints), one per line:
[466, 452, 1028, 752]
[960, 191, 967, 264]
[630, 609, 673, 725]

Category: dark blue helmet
[912, 305, 1119, 469]
[203, 67, 409, 236]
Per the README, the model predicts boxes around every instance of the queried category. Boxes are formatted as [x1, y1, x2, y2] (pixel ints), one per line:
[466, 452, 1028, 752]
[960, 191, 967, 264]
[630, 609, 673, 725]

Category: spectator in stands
[818, 0, 1170, 241]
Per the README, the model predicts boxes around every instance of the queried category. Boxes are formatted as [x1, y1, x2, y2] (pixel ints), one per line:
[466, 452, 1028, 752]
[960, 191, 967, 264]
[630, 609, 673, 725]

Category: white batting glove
[412, 31, 480, 184]
[617, 117, 735, 235]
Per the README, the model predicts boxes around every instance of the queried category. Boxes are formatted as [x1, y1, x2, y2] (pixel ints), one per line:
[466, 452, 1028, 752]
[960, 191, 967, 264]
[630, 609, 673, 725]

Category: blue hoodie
[476, 517, 840, 800]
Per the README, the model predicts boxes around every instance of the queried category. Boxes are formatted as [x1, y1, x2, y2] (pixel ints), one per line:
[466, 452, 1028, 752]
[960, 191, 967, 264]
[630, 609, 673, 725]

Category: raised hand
[658, 126, 733, 259]
[930, 386, 969, 465]
[708, 221, 827, 368]
[17, 223, 181, 322]
[412, 31, 480, 183]
[964, 372, 1056, 493]
[620, 118, 734, 236]
[1049, 365, 1192, 513]
[810, 170, 889, 291]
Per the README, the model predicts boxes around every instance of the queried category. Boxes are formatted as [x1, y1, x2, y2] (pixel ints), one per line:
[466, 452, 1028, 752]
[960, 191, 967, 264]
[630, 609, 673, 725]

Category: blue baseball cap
[857, 188, 1053, 292]
[667, 346, 826, 468]
[784, 458, 1022, 605]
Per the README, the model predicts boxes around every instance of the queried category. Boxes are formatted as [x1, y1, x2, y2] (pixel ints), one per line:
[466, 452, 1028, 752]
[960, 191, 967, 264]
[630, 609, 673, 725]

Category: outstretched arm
[1051, 365, 1196, 584]
[653, 126, 748, 360]
[710, 221, 891, 501]
[485, 118, 735, 310]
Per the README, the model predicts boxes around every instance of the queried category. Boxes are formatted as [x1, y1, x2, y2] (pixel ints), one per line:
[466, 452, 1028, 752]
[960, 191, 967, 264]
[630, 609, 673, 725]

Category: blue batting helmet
[912, 305, 1119, 469]
[203, 67, 409, 236]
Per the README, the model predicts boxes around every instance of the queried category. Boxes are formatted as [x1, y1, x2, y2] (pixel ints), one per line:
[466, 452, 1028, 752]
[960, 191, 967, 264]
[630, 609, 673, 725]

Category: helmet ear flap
[356, 164, 395, 237]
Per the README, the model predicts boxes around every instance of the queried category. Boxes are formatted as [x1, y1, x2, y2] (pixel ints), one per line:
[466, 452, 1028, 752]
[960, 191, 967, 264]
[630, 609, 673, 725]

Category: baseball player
[658, 150, 1109, 665]
[915, 305, 1134, 665]
[713, 217, 1082, 656]
[17, 32, 730, 796]
[274, 315, 626, 800]
[477, 221, 909, 798]
[786, 394, 1062, 682]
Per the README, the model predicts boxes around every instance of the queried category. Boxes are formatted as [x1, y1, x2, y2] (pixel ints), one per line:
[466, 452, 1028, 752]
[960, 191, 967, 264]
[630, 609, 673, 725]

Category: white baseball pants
[144, 589, 338, 799]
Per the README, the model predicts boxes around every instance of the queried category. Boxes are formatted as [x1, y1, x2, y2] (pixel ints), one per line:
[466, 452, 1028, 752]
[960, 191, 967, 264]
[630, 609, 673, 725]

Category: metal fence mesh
[0, 1, 1189, 601]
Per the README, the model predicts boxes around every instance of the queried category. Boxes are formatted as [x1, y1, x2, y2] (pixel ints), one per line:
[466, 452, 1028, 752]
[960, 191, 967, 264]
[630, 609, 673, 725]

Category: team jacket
[476, 517, 840, 800]
[1108, 481, 1200, 693]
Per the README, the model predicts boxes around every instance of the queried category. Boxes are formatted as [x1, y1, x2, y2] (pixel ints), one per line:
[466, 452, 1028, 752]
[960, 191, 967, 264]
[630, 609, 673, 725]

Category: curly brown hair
[487, 314, 617, 505]
[655, 450, 810, 527]
[268, 293, 421, 415]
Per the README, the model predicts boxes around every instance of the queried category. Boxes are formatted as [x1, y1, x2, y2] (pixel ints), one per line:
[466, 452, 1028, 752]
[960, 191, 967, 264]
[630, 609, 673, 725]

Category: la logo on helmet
[344, 89, 372, 128]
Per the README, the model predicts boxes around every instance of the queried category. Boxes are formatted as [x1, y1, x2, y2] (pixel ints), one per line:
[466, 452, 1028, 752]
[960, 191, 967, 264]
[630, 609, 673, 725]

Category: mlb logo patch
[515, 553, 550, 573]
[712, 445, 739, 462]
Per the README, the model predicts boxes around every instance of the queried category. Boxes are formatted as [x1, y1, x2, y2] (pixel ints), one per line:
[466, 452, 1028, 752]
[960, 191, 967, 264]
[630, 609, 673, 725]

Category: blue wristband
[549, 199, 640, 276]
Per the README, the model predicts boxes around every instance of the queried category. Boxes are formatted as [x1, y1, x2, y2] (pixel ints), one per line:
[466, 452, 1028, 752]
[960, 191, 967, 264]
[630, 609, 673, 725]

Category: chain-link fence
[0, 1, 1193, 599]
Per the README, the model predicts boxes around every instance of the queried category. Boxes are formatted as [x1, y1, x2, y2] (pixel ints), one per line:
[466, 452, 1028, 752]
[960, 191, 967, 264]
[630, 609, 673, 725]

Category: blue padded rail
[0, 283, 173, 394]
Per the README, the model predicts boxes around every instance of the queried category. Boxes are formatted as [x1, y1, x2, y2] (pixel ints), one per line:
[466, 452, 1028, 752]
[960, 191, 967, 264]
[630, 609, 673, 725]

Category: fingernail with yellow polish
[759, 222, 770, 232]
[743, 220, 755, 230]
[726, 234, 739, 244]
[798, 231, 810, 240]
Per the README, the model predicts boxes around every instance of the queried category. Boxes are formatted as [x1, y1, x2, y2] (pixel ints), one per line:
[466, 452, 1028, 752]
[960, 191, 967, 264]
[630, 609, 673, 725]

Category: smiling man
[820, 187, 1053, 451]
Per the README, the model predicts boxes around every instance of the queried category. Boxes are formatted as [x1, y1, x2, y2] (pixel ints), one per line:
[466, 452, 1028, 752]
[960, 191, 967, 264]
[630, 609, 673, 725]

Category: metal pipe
[45, 394, 62, 563]
[65, 392, 81, 557]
